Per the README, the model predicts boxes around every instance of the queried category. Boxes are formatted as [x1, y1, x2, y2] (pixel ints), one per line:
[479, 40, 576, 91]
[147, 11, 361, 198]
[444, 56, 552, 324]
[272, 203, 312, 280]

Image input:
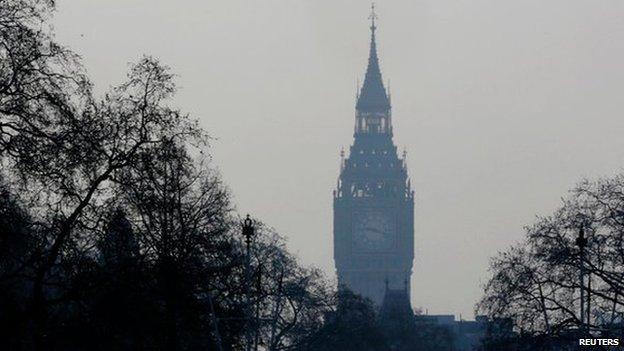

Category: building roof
[379, 287, 413, 324]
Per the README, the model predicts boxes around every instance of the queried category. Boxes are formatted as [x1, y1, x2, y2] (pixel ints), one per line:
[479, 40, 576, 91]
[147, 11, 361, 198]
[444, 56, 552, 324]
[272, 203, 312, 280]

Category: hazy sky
[53, 0, 624, 318]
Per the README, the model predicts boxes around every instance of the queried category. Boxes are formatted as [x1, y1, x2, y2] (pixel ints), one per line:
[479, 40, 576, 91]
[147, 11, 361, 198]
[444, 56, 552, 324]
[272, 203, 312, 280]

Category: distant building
[414, 313, 515, 351]
[333, 5, 414, 307]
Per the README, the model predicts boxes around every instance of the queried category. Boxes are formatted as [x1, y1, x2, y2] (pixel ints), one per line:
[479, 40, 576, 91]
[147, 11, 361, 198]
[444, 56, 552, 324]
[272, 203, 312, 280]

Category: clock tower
[333, 8, 414, 306]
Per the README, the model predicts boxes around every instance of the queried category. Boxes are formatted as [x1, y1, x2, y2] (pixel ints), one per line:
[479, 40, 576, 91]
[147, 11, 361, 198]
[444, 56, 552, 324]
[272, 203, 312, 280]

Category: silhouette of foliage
[0, 178, 35, 350]
[305, 289, 390, 351]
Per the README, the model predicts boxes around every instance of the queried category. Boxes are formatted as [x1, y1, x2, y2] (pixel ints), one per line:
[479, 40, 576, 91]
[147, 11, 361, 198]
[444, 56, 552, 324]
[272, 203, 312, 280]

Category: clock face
[353, 210, 396, 252]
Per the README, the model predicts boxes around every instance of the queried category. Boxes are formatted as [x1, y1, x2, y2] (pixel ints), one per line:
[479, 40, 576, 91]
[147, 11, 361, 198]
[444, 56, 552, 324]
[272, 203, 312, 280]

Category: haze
[53, 0, 624, 318]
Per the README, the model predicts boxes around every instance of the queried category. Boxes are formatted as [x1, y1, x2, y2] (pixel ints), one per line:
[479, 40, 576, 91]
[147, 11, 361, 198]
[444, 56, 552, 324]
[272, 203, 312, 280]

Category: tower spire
[357, 3, 390, 113]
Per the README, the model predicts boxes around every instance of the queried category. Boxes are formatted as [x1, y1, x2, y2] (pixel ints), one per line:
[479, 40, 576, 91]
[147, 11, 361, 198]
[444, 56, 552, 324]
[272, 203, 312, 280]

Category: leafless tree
[1, 2, 205, 346]
[244, 225, 331, 350]
[1, 2, 340, 350]
[478, 174, 624, 340]
[118, 139, 237, 349]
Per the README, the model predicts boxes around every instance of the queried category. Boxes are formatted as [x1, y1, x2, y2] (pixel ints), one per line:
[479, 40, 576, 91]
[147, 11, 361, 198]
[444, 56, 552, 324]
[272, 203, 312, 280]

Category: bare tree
[118, 138, 241, 350]
[478, 174, 624, 341]
[1, 3, 343, 350]
[242, 225, 331, 350]
[1, 2, 206, 344]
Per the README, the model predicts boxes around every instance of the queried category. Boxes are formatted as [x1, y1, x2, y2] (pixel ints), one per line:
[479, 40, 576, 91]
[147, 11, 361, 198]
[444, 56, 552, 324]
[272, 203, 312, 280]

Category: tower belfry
[333, 6, 415, 306]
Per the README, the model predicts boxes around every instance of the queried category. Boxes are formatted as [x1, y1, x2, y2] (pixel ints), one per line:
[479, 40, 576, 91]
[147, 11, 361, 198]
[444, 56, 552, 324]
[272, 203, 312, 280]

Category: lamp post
[254, 263, 262, 351]
[242, 214, 255, 351]
[576, 223, 588, 334]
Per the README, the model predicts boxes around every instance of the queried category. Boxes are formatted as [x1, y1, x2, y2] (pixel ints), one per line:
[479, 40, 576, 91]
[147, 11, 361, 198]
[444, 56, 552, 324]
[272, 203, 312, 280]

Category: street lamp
[242, 214, 256, 351]
[576, 223, 588, 333]
[242, 214, 256, 251]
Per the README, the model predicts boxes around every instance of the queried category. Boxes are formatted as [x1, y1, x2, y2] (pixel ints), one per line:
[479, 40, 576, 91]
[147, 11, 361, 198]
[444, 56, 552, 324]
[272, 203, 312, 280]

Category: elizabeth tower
[333, 9, 414, 306]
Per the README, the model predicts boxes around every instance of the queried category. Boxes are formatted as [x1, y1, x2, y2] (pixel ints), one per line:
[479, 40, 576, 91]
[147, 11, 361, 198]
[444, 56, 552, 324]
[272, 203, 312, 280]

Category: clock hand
[363, 227, 385, 235]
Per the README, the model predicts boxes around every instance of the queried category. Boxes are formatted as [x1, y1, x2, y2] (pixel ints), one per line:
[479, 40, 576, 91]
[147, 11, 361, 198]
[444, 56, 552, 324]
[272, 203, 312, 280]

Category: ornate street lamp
[241, 214, 256, 351]
[242, 214, 256, 252]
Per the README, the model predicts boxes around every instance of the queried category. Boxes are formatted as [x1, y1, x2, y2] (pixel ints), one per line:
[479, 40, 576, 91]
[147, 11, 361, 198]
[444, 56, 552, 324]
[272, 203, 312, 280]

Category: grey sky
[53, 0, 624, 318]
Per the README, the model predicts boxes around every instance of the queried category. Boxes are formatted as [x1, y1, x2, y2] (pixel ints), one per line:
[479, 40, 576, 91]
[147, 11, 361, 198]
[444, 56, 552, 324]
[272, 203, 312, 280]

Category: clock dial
[353, 210, 396, 251]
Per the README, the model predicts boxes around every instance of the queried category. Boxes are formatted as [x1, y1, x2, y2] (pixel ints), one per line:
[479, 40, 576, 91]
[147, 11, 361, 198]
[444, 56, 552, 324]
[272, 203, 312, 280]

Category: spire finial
[369, 3, 378, 34]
